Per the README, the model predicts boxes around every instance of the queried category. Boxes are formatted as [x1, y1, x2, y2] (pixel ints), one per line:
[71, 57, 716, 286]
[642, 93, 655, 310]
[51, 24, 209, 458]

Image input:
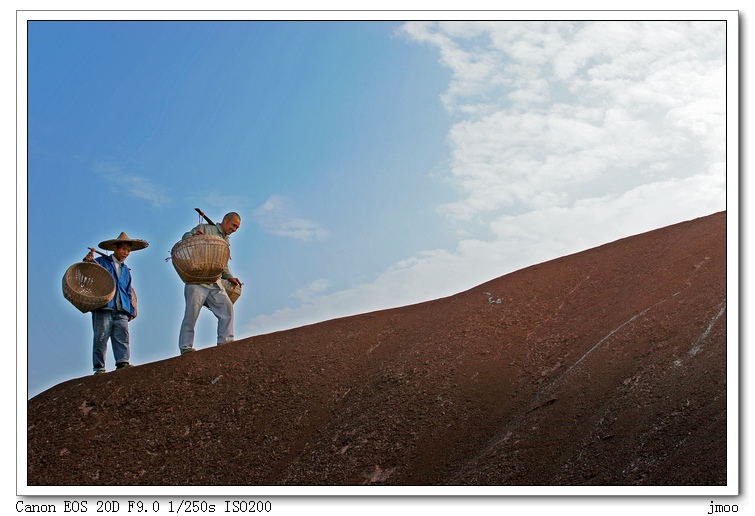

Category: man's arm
[182, 224, 202, 240]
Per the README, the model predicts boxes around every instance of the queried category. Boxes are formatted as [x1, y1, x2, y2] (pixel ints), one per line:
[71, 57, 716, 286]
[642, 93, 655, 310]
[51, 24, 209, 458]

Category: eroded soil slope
[27, 211, 727, 486]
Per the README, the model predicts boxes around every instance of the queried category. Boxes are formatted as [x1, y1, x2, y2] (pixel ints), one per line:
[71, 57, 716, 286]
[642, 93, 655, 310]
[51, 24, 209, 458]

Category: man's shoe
[180, 347, 196, 355]
[217, 340, 234, 346]
[116, 362, 132, 369]
[93, 369, 106, 375]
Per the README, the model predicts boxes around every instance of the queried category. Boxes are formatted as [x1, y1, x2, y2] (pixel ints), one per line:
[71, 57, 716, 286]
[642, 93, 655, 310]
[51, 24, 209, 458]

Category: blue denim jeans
[92, 309, 130, 371]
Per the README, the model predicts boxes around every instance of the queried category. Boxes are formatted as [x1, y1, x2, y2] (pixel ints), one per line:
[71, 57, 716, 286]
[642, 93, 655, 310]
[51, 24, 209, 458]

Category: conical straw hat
[98, 232, 149, 252]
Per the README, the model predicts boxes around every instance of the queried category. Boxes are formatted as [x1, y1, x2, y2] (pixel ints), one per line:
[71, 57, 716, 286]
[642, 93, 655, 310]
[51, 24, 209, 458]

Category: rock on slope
[27, 211, 727, 486]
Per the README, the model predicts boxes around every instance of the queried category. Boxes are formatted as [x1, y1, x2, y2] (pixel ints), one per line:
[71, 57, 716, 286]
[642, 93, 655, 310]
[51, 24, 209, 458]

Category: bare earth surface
[27, 211, 727, 486]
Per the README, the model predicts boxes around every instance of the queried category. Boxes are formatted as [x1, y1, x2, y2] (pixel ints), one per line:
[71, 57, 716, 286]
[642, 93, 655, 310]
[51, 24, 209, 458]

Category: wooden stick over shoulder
[195, 208, 215, 225]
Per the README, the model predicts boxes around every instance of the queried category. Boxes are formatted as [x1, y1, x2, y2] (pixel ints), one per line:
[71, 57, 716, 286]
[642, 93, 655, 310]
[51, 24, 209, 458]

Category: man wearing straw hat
[84, 232, 148, 374]
[178, 212, 242, 355]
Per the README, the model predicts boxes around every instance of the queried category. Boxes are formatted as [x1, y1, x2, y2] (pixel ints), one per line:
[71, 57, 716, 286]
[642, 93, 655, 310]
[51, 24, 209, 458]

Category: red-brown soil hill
[27, 211, 727, 486]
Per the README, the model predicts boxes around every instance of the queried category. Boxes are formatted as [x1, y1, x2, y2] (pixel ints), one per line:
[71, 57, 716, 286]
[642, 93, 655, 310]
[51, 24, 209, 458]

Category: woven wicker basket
[171, 234, 230, 284]
[222, 279, 242, 304]
[62, 262, 116, 313]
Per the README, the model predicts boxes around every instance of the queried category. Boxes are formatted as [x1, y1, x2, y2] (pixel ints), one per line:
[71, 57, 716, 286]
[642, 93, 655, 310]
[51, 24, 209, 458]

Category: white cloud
[253, 194, 331, 242]
[245, 20, 728, 337]
[293, 279, 331, 302]
[426, 21, 726, 226]
[94, 161, 171, 209]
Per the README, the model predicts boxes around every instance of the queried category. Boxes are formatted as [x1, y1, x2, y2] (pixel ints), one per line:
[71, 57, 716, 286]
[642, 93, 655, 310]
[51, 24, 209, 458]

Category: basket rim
[221, 279, 242, 303]
[171, 236, 230, 284]
[64, 262, 116, 288]
[62, 261, 116, 312]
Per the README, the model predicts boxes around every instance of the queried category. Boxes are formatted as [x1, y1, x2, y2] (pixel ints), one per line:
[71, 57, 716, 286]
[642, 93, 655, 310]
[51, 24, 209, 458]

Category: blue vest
[94, 255, 134, 316]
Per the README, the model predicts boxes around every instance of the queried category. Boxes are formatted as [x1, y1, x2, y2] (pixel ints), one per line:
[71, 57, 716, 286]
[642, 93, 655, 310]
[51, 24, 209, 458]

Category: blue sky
[21, 17, 731, 400]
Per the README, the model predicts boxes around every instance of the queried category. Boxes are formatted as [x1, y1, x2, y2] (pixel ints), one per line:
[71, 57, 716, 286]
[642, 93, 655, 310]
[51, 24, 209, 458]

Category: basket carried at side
[221, 279, 242, 304]
[62, 262, 116, 313]
[171, 234, 230, 284]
